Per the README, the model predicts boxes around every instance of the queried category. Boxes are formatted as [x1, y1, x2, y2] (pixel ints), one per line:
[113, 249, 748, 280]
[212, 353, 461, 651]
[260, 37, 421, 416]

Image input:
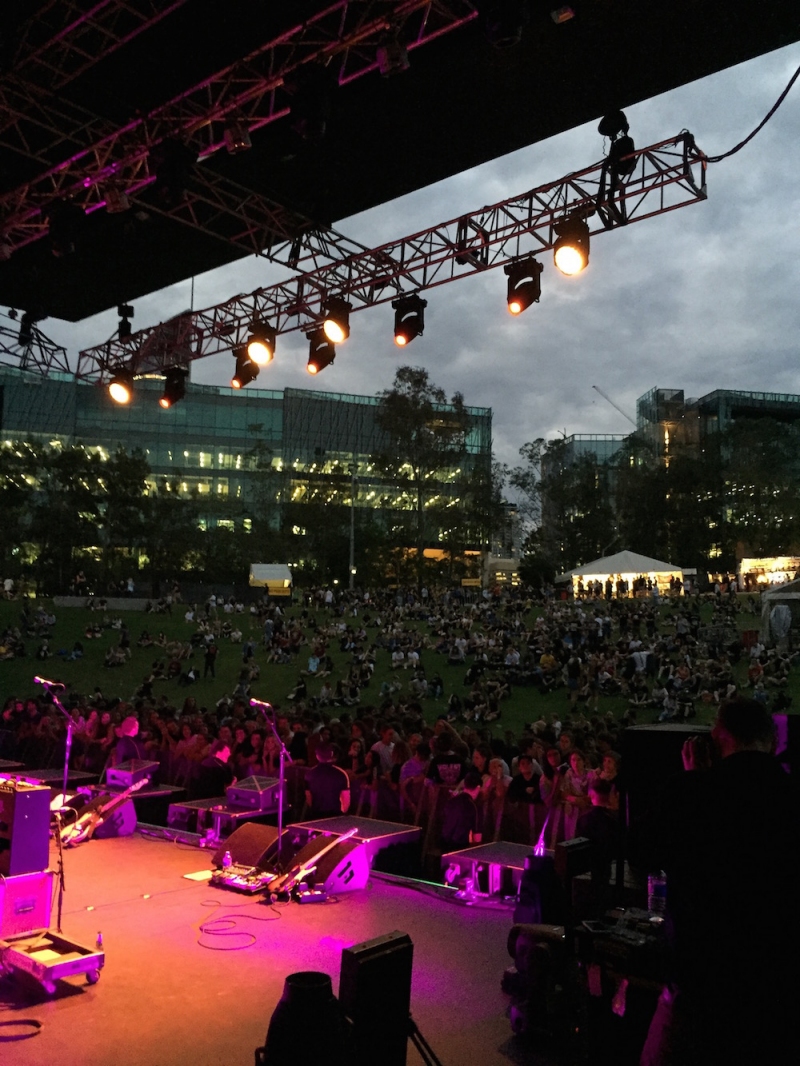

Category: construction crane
[592, 385, 637, 427]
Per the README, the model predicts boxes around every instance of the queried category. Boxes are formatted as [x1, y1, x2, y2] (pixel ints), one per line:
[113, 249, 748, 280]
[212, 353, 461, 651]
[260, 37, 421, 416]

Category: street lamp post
[349, 460, 356, 590]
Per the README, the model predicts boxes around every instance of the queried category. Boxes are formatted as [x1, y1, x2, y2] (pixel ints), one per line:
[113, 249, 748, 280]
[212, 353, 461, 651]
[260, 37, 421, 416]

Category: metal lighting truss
[5, 1, 190, 93]
[74, 131, 707, 383]
[0, 1, 478, 256]
[0, 312, 71, 377]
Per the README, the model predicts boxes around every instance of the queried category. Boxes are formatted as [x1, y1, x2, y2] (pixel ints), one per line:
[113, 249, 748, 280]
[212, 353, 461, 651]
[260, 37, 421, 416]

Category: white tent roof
[559, 550, 683, 581]
[762, 577, 800, 599]
[249, 564, 292, 587]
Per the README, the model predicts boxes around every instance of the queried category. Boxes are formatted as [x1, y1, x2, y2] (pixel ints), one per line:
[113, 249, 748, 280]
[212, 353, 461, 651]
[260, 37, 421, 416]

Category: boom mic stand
[34, 675, 73, 804]
[250, 698, 292, 865]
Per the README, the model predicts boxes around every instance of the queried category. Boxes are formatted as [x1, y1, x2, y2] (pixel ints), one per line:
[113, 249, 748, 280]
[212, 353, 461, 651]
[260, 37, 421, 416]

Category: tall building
[0, 367, 492, 544]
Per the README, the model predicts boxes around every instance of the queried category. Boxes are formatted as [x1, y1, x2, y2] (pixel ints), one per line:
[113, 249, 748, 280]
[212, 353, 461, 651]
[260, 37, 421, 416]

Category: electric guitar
[60, 778, 147, 845]
[268, 826, 358, 895]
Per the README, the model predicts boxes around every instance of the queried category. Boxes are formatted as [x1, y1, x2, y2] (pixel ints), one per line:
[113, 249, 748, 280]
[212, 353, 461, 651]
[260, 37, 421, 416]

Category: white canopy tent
[249, 564, 292, 597]
[759, 578, 800, 646]
[558, 550, 684, 597]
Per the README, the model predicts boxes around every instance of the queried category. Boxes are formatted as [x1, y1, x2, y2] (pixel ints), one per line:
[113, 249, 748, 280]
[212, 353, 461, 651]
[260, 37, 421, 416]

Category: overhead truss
[0, 312, 71, 378]
[73, 132, 707, 383]
[1, 1, 478, 256]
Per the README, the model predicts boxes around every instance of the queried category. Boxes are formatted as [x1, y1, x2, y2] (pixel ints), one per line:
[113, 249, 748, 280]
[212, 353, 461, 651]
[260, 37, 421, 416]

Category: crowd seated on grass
[0, 581, 793, 855]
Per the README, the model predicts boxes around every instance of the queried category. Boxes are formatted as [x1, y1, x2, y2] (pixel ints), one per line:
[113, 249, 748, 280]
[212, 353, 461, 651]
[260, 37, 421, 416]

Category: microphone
[249, 698, 273, 709]
[34, 675, 65, 690]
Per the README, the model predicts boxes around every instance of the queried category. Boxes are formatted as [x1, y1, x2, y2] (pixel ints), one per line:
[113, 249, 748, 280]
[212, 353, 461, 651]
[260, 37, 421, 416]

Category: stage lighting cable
[195, 897, 282, 951]
[704, 62, 800, 162]
[0, 1019, 43, 1041]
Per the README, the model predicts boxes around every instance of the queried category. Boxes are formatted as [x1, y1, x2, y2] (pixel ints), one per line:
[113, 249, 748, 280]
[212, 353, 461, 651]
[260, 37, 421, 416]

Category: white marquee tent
[249, 563, 292, 597]
[558, 550, 684, 596]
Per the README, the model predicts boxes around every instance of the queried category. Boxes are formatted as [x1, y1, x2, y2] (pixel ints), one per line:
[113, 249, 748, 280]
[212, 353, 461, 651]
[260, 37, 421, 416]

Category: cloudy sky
[45, 41, 800, 471]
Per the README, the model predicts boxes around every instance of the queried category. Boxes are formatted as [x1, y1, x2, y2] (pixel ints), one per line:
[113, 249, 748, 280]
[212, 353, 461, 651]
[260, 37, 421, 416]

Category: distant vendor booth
[249, 564, 293, 598]
[558, 549, 685, 599]
[739, 556, 800, 592]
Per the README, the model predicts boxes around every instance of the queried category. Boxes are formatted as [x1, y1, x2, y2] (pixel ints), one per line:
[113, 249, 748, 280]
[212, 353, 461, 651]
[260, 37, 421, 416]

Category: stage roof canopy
[2, 1, 799, 321]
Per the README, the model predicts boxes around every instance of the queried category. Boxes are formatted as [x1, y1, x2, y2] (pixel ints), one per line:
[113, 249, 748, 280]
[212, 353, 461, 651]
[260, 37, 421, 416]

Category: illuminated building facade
[0, 369, 492, 544]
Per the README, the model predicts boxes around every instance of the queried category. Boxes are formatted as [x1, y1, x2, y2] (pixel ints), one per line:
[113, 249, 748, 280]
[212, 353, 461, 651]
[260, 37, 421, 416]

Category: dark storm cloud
[45, 43, 800, 468]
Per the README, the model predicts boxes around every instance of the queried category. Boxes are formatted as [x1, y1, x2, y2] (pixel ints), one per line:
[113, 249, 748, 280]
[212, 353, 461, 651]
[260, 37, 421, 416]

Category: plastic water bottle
[647, 871, 667, 915]
[222, 850, 232, 870]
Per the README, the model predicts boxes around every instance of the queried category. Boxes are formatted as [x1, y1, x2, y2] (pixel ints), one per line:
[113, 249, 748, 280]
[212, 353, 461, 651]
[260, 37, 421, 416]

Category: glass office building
[0, 368, 492, 539]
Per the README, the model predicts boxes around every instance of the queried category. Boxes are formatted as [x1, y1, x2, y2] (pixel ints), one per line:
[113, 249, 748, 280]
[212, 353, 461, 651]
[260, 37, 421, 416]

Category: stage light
[307, 329, 336, 375]
[17, 312, 34, 347]
[504, 258, 542, 315]
[322, 298, 352, 344]
[392, 295, 427, 346]
[224, 120, 252, 154]
[231, 349, 259, 389]
[246, 322, 276, 366]
[377, 35, 410, 76]
[553, 217, 590, 275]
[108, 368, 134, 405]
[599, 110, 636, 177]
[118, 304, 134, 340]
[159, 367, 188, 409]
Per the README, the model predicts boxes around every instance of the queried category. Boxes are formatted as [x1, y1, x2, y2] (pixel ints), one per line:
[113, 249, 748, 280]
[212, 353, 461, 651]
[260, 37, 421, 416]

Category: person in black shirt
[507, 755, 541, 803]
[193, 740, 234, 800]
[641, 697, 798, 1066]
[441, 770, 483, 852]
[114, 715, 146, 764]
[304, 743, 350, 818]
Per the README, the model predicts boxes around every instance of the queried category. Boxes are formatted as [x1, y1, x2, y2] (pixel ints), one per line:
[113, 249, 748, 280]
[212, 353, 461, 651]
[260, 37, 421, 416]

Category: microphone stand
[35, 678, 73, 803]
[250, 699, 292, 866]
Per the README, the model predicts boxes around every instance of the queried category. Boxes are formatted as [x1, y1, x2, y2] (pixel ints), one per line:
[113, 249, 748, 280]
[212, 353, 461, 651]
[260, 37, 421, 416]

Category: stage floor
[0, 832, 538, 1066]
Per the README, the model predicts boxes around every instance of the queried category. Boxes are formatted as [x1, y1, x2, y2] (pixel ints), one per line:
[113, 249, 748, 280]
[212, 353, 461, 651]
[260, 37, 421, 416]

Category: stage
[0, 831, 534, 1066]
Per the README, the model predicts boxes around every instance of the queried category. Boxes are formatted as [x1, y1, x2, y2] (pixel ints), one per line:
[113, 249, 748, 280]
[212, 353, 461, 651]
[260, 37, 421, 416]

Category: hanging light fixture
[322, 298, 352, 344]
[108, 367, 134, 405]
[553, 217, 590, 275]
[392, 295, 427, 346]
[159, 367, 188, 409]
[246, 322, 276, 366]
[307, 329, 336, 375]
[231, 348, 259, 389]
[505, 257, 542, 314]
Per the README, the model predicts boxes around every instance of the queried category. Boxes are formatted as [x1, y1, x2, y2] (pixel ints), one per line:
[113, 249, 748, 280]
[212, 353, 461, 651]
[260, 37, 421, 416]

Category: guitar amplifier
[0, 780, 51, 876]
[106, 760, 160, 788]
[0, 869, 53, 938]
[226, 776, 282, 811]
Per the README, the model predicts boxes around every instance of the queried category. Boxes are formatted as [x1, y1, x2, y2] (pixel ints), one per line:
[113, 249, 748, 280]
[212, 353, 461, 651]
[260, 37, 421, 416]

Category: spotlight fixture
[377, 34, 410, 76]
[392, 295, 427, 346]
[246, 322, 276, 366]
[505, 258, 542, 315]
[307, 328, 336, 375]
[599, 110, 636, 177]
[159, 367, 188, 409]
[104, 185, 130, 214]
[231, 348, 259, 389]
[118, 304, 134, 340]
[223, 120, 252, 154]
[17, 312, 34, 347]
[553, 217, 590, 275]
[108, 367, 134, 405]
[551, 6, 575, 24]
[322, 298, 352, 344]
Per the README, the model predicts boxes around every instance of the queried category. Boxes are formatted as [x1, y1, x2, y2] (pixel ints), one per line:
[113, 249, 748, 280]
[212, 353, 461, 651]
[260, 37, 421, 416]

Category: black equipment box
[226, 776, 281, 811]
[106, 759, 160, 788]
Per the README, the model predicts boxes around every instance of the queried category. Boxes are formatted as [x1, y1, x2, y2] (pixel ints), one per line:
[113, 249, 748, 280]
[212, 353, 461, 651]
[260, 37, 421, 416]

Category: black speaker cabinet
[212, 823, 283, 869]
[282, 835, 371, 893]
[0, 780, 51, 876]
[339, 932, 414, 1066]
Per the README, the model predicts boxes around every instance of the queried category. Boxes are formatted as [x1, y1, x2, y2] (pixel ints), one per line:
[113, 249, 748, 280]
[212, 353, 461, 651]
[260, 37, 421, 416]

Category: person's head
[116, 715, 139, 739]
[518, 755, 534, 779]
[713, 697, 775, 757]
[558, 731, 572, 752]
[211, 740, 230, 762]
[315, 743, 336, 764]
[569, 751, 586, 775]
[546, 747, 562, 769]
[472, 744, 491, 771]
[602, 752, 620, 778]
[588, 777, 613, 807]
[462, 769, 482, 796]
[435, 733, 453, 756]
[218, 725, 232, 746]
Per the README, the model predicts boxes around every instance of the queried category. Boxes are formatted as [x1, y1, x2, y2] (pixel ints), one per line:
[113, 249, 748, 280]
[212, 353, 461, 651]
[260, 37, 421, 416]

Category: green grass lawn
[0, 596, 794, 739]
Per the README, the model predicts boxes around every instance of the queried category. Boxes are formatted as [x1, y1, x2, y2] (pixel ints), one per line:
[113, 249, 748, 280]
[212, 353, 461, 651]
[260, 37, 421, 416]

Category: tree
[373, 366, 472, 586]
[0, 440, 42, 575]
[100, 447, 151, 583]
